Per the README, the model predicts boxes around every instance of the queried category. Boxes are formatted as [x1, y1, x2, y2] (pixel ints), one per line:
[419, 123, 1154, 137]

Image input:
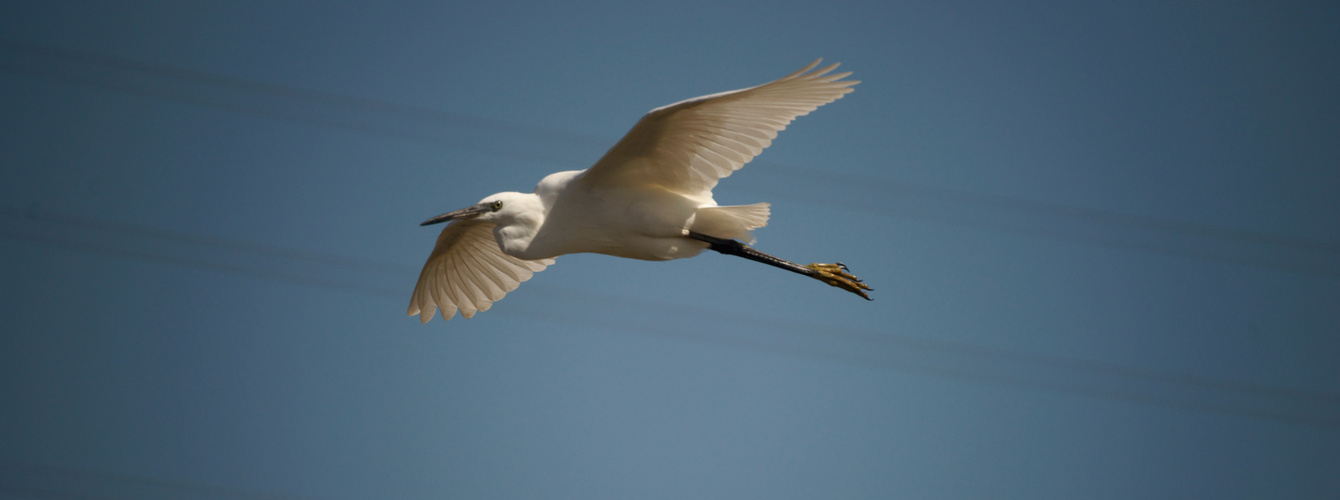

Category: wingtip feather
[783, 58, 825, 80]
[811, 62, 843, 79]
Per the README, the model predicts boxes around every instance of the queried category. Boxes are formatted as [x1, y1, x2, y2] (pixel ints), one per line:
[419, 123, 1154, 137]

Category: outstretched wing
[578, 59, 858, 199]
[408, 219, 554, 323]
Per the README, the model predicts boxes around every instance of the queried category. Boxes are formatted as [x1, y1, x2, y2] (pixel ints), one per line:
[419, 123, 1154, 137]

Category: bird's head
[419, 192, 538, 227]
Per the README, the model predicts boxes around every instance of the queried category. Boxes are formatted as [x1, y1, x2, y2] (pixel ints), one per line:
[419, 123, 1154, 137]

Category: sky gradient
[2, 1, 1339, 498]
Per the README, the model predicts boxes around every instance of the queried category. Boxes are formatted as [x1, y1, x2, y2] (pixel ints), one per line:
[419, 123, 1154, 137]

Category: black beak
[420, 204, 489, 226]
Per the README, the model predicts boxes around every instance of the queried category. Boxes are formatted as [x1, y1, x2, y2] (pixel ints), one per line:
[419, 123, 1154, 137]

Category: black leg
[687, 231, 872, 300]
[687, 231, 817, 277]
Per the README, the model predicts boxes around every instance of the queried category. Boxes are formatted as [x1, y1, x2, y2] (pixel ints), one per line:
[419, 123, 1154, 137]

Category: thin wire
[0, 44, 571, 167]
[3, 40, 1338, 426]
[3, 37, 1335, 277]
[763, 164, 1340, 256]
[4, 205, 410, 274]
[3, 204, 1337, 429]
[525, 286, 1340, 429]
[0, 38, 598, 148]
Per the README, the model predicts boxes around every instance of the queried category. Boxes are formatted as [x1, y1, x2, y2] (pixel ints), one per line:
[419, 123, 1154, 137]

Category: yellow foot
[805, 262, 872, 300]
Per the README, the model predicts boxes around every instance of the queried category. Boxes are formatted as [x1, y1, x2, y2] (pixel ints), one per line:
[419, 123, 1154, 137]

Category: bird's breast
[516, 187, 705, 261]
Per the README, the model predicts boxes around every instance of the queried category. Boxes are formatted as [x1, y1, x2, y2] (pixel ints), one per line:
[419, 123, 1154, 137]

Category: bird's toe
[805, 263, 873, 300]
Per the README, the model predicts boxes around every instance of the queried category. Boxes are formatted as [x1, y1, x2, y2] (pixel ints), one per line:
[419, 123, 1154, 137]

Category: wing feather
[579, 59, 857, 198]
[408, 220, 555, 323]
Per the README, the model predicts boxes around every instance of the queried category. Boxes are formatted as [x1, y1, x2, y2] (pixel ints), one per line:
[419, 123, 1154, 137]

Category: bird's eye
[490, 200, 503, 212]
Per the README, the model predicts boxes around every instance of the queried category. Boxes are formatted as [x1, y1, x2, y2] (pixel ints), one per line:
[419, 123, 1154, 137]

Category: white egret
[410, 59, 870, 323]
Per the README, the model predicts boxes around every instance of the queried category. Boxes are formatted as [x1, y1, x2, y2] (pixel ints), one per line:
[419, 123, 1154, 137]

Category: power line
[747, 168, 1340, 278]
[0, 37, 599, 166]
[3, 38, 1336, 279]
[0, 204, 405, 298]
[0, 37, 599, 147]
[764, 163, 1340, 255]
[4, 40, 1338, 425]
[4, 203, 1337, 429]
[529, 285, 1340, 429]
[6, 204, 407, 274]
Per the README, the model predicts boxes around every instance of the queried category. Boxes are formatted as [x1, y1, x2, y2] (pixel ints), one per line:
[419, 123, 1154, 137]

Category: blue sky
[2, 1, 1338, 498]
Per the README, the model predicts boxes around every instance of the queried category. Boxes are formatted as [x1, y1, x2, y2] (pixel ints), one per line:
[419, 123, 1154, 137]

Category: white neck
[492, 193, 547, 259]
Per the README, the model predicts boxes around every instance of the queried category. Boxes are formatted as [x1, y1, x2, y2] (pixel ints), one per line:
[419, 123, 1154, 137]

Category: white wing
[578, 59, 858, 198]
[408, 219, 555, 323]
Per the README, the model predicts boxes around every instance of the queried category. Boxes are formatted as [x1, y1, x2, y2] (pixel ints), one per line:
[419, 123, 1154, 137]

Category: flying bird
[410, 59, 870, 323]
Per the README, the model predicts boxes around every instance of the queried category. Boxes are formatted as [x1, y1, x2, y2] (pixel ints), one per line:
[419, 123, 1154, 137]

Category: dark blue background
[2, 1, 1338, 498]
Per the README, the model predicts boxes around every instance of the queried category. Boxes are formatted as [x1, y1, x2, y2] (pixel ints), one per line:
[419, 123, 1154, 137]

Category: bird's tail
[692, 203, 771, 244]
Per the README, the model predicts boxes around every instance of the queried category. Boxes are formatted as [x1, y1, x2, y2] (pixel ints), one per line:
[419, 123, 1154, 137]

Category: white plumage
[409, 219, 554, 321]
[410, 59, 863, 323]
